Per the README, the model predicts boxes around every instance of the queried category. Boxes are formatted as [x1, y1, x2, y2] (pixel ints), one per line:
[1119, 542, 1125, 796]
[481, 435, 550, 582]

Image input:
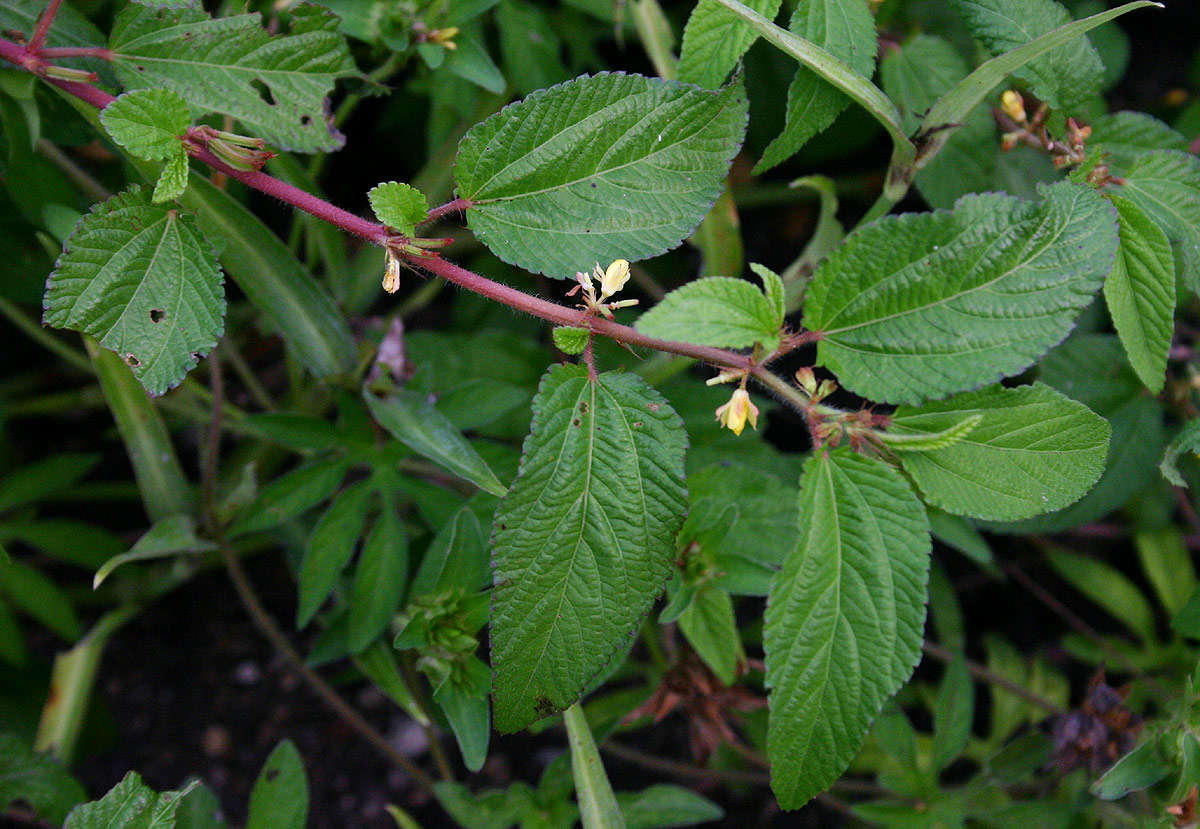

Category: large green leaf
[1088, 112, 1189, 174]
[65, 771, 196, 829]
[765, 449, 930, 809]
[634, 274, 782, 350]
[44, 187, 225, 396]
[1112, 150, 1200, 296]
[490, 365, 687, 732]
[890, 383, 1110, 521]
[677, 0, 783, 90]
[108, 3, 357, 153]
[454, 73, 748, 279]
[754, 0, 877, 173]
[1104, 195, 1175, 392]
[802, 182, 1118, 404]
[949, 0, 1104, 111]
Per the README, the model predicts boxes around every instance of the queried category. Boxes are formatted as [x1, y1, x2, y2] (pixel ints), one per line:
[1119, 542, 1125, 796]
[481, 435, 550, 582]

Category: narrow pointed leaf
[677, 0, 783, 90]
[296, 481, 373, 628]
[890, 383, 1111, 521]
[44, 187, 225, 396]
[1104, 195, 1175, 392]
[94, 514, 215, 588]
[491, 365, 687, 732]
[108, 4, 358, 152]
[765, 449, 929, 809]
[803, 182, 1119, 404]
[454, 72, 748, 279]
[346, 495, 409, 652]
[876, 413, 983, 452]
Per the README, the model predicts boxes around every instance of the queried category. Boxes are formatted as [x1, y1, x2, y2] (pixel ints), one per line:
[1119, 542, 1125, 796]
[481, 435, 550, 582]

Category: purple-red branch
[0, 34, 774, 378]
[25, 0, 63, 53]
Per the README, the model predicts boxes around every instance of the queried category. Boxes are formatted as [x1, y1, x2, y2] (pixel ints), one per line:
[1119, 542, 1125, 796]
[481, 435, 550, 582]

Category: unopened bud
[795, 367, 818, 395]
[599, 258, 631, 300]
[1001, 90, 1027, 124]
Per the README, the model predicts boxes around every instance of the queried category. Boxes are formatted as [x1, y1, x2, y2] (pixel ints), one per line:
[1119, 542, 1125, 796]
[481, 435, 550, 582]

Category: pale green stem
[631, 0, 677, 80]
[565, 702, 627, 829]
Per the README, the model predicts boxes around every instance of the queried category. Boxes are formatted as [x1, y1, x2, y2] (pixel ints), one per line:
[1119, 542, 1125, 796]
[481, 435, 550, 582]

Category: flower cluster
[567, 259, 638, 318]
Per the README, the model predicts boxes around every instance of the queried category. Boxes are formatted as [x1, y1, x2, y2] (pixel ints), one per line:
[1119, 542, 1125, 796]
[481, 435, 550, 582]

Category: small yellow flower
[598, 258, 631, 300]
[382, 249, 402, 294]
[715, 388, 759, 436]
[1001, 90, 1027, 124]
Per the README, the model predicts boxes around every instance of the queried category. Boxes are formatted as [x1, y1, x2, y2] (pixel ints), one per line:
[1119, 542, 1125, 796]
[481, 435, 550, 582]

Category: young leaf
[678, 584, 743, 685]
[100, 89, 189, 161]
[368, 182, 429, 236]
[1113, 150, 1200, 295]
[677, 0, 783, 90]
[765, 449, 930, 809]
[1104, 195, 1175, 392]
[553, 326, 590, 356]
[296, 481, 373, 628]
[152, 150, 189, 204]
[890, 383, 1111, 521]
[346, 493, 409, 652]
[491, 365, 687, 732]
[750, 263, 786, 322]
[65, 771, 196, 829]
[363, 387, 508, 497]
[616, 785, 724, 829]
[246, 741, 308, 829]
[1161, 420, 1200, 487]
[754, 0, 877, 173]
[0, 734, 86, 825]
[433, 658, 491, 773]
[454, 72, 748, 279]
[44, 187, 225, 396]
[635, 276, 782, 350]
[948, 0, 1105, 111]
[108, 4, 358, 153]
[802, 182, 1119, 404]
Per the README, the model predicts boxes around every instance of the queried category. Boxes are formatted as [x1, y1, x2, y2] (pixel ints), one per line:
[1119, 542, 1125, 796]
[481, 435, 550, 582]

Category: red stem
[421, 197, 472, 226]
[26, 0, 62, 53]
[0, 35, 761, 375]
[39, 46, 113, 59]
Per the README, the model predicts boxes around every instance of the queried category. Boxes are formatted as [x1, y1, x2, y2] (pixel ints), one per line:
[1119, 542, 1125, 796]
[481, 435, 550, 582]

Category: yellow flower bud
[1001, 90, 1027, 124]
[715, 388, 759, 437]
[599, 258, 631, 300]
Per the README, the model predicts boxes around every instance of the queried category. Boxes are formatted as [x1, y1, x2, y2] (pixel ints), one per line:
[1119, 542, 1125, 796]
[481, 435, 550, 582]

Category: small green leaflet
[100, 89, 191, 202]
[65, 771, 197, 829]
[635, 272, 783, 350]
[108, 3, 358, 153]
[1113, 150, 1200, 296]
[363, 387, 508, 497]
[246, 741, 308, 829]
[889, 383, 1110, 521]
[765, 449, 929, 809]
[491, 365, 687, 732]
[1160, 420, 1200, 487]
[44, 187, 225, 396]
[754, 0, 877, 174]
[802, 182, 1118, 405]
[1104, 195, 1175, 392]
[454, 72, 748, 279]
[948, 0, 1104, 112]
[677, 0, 783, 90]
[552, 326, 590, 355]
[368, 182, 429, 236]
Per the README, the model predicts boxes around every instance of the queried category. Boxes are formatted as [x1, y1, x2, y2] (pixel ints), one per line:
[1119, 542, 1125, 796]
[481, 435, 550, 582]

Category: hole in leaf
[149, 308, 165, 323]
[300, 115, 311, 126]
[125, 354, 141, 367]
[251, 80, 276, 106]
[265, 769, 279, 782]
[136, 65, 145, 72]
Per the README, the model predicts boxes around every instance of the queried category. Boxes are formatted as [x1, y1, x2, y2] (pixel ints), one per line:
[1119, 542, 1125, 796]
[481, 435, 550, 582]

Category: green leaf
[890, 383, 1110, 521]
[1089, 112, 1189, 174]
[491, 365, 687, 732]
[0, 557, 81, 640]
[230, 458, 348, 537]
[803, 182, 1119, 404]
[1113, 150, 1200, 296]
[297, 482, 373, 628]
[876, 413, 983, 452]
[108, 4, 358, 153]
[152, 149, 190, 204]
[616, 785, 724, 829]
[410, 506, 489, 598]
[754, 0, 878, 173]
[363, 387, 508, 497]
[0, 453, 99, 512]
[928, 508, 996, 572]
[246, 741, 308, 829]
[1045, 547, 1157, 642]
[949, 0, 1104, 111]
[433, 658, 491, 773]
[765, 449, 930, 809]
[94, 514, 216, 588]
[881, 35, 970, 136]
[553, 326, 590, 356]
[565, 702, 627, 829]
[1161, 420, 1200, 487]
[444, 24, 506, 95]
[750, 262, 785, 323]
[367, 182, 429, 236]
[44, 187, 225, 396]
[100, 89, 189, 161]
[1091, 738, 1170, 800]
[495, 1, 567, 96]
[454, 73, 748, 280]
[635, 276, 781, 350]
[677, 0, 783, 90]
[1172, 587, 1200, 639]
[353, 641, 427, 725]
[1104, 195, 1175, 392]
[346, 494, 409, 652]
[678, 584, 743, 685]
[65, 771, 197, 829]
[433, 782, 526, 829]
[932, 656, 974, 771]
[1134, 527, 1196, 617]
[0, 733, 86, 824]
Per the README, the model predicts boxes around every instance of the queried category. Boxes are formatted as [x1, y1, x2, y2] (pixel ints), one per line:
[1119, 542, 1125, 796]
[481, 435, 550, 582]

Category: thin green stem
[631, 0, 677, 81]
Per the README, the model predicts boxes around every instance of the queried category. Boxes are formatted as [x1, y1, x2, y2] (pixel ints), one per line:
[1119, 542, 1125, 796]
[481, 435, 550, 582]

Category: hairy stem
[26, 0, 63, 53]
